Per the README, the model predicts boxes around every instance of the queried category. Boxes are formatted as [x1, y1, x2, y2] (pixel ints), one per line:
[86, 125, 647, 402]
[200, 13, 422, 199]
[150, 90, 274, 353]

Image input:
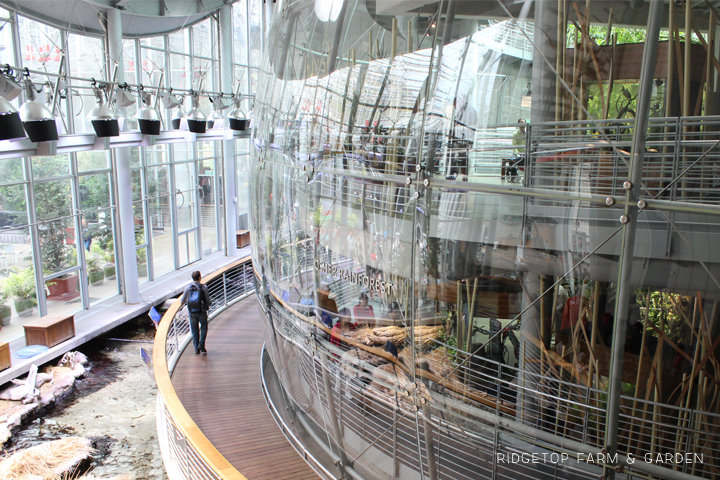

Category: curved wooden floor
[172, 297, 319, 480]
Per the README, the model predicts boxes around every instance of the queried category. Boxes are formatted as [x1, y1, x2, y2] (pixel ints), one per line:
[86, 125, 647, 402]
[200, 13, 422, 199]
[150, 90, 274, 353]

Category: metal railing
[154, 256, 255, 480]
[262, 290, 717, 480]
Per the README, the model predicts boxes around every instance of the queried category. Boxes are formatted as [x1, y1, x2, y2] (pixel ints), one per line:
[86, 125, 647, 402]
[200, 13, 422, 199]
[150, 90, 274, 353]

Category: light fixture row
[0, 68, 250, 143]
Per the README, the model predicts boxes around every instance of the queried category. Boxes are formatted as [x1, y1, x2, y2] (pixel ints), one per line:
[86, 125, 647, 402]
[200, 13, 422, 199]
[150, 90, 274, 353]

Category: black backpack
[187, 284, 203, 313]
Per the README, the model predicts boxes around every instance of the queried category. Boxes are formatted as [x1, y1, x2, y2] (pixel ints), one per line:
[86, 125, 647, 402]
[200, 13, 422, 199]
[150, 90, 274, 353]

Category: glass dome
[251, 1, 720, 480]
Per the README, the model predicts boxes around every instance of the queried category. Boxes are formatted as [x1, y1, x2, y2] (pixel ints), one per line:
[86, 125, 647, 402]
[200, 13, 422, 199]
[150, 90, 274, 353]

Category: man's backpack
[187, 284, 203, 313]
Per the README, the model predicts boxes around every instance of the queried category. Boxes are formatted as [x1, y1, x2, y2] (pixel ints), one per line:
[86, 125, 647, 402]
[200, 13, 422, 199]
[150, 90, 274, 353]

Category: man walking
[181, 271, 212, 354]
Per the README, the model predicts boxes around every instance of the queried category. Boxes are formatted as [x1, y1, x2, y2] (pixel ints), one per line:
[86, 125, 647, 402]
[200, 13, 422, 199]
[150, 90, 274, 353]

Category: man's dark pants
[189, 311, 208, 351]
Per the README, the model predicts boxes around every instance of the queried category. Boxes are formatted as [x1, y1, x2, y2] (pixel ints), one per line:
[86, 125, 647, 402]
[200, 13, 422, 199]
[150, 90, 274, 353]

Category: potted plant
[0, 289, 11, 326]
[86, 250, 105, 286]
[3, 268, 37, 317]
[43, 230, 80, 301]
[91, 242, 115, 280]
[137, 247, 148, 277]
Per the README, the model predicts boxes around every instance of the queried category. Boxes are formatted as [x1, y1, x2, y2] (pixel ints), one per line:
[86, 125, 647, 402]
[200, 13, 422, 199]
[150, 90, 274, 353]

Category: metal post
[219, 4, 239, 257]
[604, 3, 663, 479]
[107, 7, 140, 304]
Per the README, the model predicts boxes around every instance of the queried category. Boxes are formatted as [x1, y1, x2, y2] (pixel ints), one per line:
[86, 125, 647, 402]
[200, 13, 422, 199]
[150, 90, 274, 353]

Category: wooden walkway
[172, 297, 319, 480]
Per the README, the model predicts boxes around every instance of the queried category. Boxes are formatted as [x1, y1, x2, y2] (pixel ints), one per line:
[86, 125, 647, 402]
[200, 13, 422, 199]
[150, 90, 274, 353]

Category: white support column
[107, 8, 140, 304]
[219, 4, 238, 257]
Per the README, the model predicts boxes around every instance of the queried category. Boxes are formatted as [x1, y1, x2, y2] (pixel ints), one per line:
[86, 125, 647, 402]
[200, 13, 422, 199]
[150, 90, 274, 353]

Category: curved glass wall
[251, 1, 720, 480]
[0, 2, 259, 343]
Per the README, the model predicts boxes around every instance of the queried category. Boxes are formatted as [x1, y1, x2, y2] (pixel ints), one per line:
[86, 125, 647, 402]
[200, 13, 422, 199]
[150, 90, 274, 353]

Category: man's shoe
[195, 349, 200, 354]
[200, 346, 207, 353]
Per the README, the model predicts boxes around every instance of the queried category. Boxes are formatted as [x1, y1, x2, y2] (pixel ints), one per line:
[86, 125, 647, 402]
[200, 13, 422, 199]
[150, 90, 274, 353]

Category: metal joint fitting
[637, 199, 647, 210]
[414, 191, 421, 199]
[623, 181, 633, 190]
[405, 176, 412, 186]
[423, 178, 430, 187]
[605, 197, 615, 206]
[415, 164, 424, 173]
[619, 215, 629, 224]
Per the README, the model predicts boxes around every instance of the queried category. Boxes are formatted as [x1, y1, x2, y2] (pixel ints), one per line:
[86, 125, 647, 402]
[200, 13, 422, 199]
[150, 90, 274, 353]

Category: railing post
[223, 272, 228, 306]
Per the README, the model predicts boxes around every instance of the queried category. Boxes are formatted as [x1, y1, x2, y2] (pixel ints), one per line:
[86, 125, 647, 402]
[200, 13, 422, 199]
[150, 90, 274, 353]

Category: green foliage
[86, 249, 104, 273]
[2, 268, 36, 300]
[136, 247, 147, 264]
[93, 230, 115, 263]
[635, 289, 689, 343]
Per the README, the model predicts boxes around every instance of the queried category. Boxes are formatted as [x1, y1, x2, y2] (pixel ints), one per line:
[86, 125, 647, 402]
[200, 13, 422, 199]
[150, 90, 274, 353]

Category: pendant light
[137, 86, 161, 135]
[228, 95, 248, 131]
[87, 79, 119, 137]
[19, 71, 58, 143]
[207, 95, 228, 129]
[186, 89, 206, 134]
[0, 69, 26, 141]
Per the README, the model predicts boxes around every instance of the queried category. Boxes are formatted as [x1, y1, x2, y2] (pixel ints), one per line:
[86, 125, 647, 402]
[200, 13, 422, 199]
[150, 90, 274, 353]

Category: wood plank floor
[172, 297, 319, 480]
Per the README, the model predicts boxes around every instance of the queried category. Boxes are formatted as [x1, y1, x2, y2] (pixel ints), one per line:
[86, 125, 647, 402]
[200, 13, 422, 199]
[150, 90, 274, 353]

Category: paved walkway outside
[172, 297, 319, 480]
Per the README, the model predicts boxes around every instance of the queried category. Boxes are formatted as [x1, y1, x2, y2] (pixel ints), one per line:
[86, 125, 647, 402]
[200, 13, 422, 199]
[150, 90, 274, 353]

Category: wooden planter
[24, 314, 75, 348]
[46, 274, 80, 301]
[0, 343, 10, 371]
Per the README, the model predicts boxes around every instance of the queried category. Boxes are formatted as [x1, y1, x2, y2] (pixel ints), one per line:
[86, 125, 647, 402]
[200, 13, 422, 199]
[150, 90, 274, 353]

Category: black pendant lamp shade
[87, 81, 119, 138]
[138, 88, 161, 135]
[19, 77, 58, 142]
[228, 96, 248, 131]
[186, 90, 206, 134]
[0, 96, 26, 141]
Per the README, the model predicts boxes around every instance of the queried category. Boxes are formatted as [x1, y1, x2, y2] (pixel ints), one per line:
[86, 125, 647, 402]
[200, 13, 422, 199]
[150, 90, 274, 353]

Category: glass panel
[0, 16, 14, 67]
[198, 159, 216, 255]
[149, 196, 172, 277]
[168, 30, 188, 54]
[32, 154, 70, 180]
[172, 140, 192, 162]
[0, 185, 38, 339]
[140, 36, 164, 49]
[123, 39, 137, 84]
[248, 0, 262, 68]
[40, 219, 78, 275]
[192, 57, 213, 92]
[0, 158, 25, 183]
[128, 146, 141, 168]
[68, 34, 105, 79]
[174, 162, 197, 232]
[132, 200, 146, 248]
[169, 53, 190, 91]
[18, 16, 62, 72]
[131, 168, 142, 202]
[136, 246, 149, 281]
[77, 151, 109, 172]
[141, 47, 165, 87]
[233, 1, 248, 65]
[145, 144, 168, 166]
[192, 19, 212, 58]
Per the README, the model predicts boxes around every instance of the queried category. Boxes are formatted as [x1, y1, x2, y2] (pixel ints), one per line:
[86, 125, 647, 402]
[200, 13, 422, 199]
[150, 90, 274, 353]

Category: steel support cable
[438, 224, 624, 383]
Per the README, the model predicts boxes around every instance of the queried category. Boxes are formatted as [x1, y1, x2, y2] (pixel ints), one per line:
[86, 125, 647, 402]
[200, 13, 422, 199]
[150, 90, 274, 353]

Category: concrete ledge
[0, 247, 251, 387]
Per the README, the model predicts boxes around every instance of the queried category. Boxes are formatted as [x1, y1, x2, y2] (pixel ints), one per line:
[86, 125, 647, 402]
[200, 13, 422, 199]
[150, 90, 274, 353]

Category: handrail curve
[153, 256, 253, 480]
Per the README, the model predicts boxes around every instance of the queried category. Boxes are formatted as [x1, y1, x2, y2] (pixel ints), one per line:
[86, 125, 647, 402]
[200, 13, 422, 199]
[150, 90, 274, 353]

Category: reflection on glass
[250, 2, 720, 479]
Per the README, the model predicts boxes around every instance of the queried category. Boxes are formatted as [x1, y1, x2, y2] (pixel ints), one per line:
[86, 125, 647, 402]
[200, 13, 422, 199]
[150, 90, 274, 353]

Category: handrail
[153, 256, 253, 480]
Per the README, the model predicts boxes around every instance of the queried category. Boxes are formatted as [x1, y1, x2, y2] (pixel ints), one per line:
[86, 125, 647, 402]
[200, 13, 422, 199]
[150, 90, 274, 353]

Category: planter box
[24, 314, 75, 348]
[46, 274, 80, 301]
[0, 307, 11, 327]
[14, 298, 36, 317]
[236, 230, 250, 248]
[0, 343, 10, 371]
[88, 270, 104, 286]
[103, 264, 116, 280]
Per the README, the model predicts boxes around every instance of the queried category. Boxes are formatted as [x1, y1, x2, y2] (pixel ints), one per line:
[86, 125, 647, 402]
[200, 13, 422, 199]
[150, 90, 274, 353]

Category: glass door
[173, 161, 201, 267]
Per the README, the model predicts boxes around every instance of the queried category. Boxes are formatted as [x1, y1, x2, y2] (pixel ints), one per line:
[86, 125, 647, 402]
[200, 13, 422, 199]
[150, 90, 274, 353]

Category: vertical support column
[107, 7, 140, 304]
[604, 3, 663, 479]
[219, 4, 239, 257]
